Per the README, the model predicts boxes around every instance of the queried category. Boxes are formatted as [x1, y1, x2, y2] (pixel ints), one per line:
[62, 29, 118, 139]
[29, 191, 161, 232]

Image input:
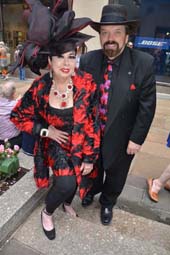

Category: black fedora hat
[91, 4, 139, 33]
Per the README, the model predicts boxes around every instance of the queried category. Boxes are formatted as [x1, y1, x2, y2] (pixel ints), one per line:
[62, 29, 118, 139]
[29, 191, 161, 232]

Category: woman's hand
[80, 162, 93, 175]
[48, 125, 69, 144]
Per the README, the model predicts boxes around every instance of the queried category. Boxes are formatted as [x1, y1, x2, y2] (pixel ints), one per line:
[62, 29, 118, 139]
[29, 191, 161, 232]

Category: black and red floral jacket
[10, 71, 100, 198]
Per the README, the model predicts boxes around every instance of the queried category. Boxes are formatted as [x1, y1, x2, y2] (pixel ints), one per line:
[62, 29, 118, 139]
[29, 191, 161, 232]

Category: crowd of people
[0, 0, 169, 241]
[0, 41, 26, 81]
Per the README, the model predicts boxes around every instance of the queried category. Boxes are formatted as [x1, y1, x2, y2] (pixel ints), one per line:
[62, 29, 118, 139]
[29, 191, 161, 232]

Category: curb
[157, 93, 170, 99]
[0, 170, 48, 246]
[118, 175, 170, 225]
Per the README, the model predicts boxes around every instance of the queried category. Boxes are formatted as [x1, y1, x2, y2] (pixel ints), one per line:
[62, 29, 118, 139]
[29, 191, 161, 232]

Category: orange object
[147, 178, 159, 202]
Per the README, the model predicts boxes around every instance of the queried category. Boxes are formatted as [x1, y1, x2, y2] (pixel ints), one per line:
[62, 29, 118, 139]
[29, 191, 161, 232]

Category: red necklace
[52, 79, 73, 108]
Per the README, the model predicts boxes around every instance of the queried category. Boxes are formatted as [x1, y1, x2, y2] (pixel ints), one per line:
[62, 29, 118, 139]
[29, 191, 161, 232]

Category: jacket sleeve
[10, 79, 48, 136]
[71, 73, 100, 165]
[82, 75, 100, 163]
[130, 57, 156, 145]
[10, 78, 50, 189]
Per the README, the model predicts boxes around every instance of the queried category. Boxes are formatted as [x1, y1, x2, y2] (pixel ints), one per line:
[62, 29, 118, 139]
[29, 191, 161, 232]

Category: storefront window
[134, 0, 170, 83]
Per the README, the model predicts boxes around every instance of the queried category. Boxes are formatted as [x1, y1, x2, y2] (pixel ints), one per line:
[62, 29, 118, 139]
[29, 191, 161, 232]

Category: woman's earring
[48, 63, 52, 78]
[50, 69, 53, 78]
[72, 68, 76, 76]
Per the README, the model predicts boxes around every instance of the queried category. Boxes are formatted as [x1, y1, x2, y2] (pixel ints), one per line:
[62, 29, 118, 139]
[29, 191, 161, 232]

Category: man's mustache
[104, 41, 118, 47]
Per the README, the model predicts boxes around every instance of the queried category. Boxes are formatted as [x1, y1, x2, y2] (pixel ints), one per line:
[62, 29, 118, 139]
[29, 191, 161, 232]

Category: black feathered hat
[10, 0, 93, 75]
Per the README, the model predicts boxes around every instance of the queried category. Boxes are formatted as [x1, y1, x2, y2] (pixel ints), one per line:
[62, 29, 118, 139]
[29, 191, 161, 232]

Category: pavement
[0, 75, 170, 254]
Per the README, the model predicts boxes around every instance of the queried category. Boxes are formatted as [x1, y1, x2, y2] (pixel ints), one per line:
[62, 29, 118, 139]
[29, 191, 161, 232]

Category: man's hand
[126, 140, 141, 155]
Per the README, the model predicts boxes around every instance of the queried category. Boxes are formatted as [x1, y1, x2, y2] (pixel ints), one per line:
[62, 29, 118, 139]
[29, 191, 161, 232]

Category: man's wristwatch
[40, 128, 49, 137]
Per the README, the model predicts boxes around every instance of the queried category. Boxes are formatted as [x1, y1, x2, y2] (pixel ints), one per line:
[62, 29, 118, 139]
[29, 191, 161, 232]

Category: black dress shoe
[82, 193, 94, 207]
[100, 207, 113, 225]
[41, 209, 56, 240]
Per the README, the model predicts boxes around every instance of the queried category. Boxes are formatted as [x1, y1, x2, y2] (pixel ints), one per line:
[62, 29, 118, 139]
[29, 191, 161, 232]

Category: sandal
[147, 178, 159, 203]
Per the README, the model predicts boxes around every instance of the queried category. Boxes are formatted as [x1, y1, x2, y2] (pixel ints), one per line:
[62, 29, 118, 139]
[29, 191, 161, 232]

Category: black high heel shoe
[41, 209, 56, 240]
[62, 203, 79, 217]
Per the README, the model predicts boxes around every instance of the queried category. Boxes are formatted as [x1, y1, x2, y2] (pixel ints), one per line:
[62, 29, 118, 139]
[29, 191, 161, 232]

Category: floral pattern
[99, 63, 112, 135]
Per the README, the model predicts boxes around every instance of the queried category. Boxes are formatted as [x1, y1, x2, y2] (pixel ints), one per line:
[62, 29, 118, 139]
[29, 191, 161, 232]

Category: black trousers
[45, 175, 77, 214]
[90, 152, 134, 209]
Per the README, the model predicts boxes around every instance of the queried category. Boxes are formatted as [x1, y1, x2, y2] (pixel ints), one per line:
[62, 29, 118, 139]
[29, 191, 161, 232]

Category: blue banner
[134, 37, 170, 50]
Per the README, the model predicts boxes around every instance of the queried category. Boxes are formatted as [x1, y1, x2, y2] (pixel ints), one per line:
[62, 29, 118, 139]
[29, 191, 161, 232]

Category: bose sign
[134, 37, 169, 50]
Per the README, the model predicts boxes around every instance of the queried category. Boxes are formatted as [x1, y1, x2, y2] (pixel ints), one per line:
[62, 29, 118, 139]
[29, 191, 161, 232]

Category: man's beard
[103, 41, 122, 59]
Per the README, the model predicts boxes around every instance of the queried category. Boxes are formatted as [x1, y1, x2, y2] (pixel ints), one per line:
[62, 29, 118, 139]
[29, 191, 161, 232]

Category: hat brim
[91, 20, 139, 33]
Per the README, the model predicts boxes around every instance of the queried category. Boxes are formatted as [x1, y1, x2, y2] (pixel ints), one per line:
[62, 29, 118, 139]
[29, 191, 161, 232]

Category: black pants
[45, 175, 77, 214]
[90, 152, 134, 209]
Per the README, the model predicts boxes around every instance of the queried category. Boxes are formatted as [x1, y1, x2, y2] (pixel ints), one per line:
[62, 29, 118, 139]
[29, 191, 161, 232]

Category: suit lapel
[104, 48, 134, 134]
[86, 50, 105, 87]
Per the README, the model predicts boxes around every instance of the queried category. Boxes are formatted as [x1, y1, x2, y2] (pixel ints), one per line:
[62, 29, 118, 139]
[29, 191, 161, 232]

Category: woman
[10, 41, 100, 240]
[10, 0, 100, 240]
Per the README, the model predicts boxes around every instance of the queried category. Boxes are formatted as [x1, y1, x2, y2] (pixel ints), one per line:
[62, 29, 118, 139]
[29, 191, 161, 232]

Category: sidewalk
[0, 77, 170, 254]
[1, 198, 170, 255]
[0, 175, 170, 255]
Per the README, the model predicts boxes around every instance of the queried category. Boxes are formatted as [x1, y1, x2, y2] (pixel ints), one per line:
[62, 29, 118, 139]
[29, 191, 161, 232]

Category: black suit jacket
[80, 47, 156, 169]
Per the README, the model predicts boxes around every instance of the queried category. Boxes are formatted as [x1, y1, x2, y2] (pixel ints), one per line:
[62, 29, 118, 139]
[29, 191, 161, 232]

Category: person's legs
[0, 139, 4, 145]
[21, 68, 26, 80]
[158, 164, 170, 187]
[22, 132, 35, 156]
[99, 154, 133, 208]
[149, 164, 170, 194]
[82, 156, 104, 206]
[63, 183, 78, 216]
[8, 133, 23, 148]
[45, 175, 77, 214]
[64, 185, 77, 204]
[41, 175, 77, 237]
[19, 67, 22, 80]
[88, 156, 105, 195]
[99, 153, 133, 225]
[0, 134, 23, 148]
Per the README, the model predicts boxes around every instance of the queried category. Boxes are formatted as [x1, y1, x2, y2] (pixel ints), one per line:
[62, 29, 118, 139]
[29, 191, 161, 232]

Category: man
[14, 44, 26, 80]
[80, 4, 156, 225]
[0, 81, 22, 147]
[127, 41, 133, 48]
